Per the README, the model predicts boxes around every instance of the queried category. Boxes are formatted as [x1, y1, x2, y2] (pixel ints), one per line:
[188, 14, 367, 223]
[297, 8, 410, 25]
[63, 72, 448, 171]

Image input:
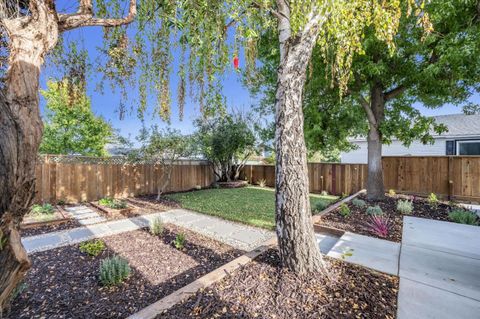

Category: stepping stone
[397, 278, 480, 319]
[327, 232, 400, 275]
[72, 212, 101, 219]
[78, 216, 108, 225]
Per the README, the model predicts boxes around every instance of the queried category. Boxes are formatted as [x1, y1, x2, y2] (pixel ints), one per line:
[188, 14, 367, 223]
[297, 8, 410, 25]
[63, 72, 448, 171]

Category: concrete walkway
[22, 209, 273, 253]
[397, 217, 480, 319]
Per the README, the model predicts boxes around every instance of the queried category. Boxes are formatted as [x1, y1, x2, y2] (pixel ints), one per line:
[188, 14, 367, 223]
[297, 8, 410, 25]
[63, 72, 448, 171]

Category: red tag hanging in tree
[233, 55, 239, 70]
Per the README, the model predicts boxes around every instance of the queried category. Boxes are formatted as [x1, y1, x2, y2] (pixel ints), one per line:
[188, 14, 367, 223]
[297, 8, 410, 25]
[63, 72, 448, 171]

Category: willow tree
[0, 0, 430, 309]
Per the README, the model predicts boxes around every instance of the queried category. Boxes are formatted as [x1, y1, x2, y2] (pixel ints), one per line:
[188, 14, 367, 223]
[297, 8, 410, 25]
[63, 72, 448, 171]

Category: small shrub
[149, 217, 164, 236]
[448, 209, 479, 226]
[99, 256, 131, 286]
[57, 199, 66, 206]
[339, 203, 351, 217]
[173, 233, 186, 250]
[397, 200, 414, 215]
[352, 198, 366, 208]
[366, 205, 383, 216]
[367, 215, 390, 238]
[314, 200, 329, 212]
[258, 179, 267, 188]
[79, 240, 105, 257]
[99, 197, 127, 209]
[320, 190, 328, 196]
[428, 193, 439, 208]
[31, 203, 55, 215]
[341, 192, 348, 199]
[388, 189, 396, 197]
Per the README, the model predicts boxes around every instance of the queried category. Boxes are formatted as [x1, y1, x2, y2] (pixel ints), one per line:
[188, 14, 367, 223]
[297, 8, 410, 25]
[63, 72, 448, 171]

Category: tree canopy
[194, 113, 256, 182]
[249, 0, 480, 154]
[39, 80, 114, 157]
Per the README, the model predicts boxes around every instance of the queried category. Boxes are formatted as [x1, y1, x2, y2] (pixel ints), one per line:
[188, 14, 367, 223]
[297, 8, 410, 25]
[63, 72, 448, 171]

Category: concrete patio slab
[397, 278, 480, 319]
[326, 232, 400, 275]
[400, 242, 480, 301]
[316, 233, 340, 254]
[403, 216, 480, 259]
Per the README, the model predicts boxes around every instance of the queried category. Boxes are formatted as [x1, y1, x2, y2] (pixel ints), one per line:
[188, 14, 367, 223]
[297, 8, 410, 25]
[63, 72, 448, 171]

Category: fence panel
[243, 156, 480, 201]
[34, 156, 215, 203]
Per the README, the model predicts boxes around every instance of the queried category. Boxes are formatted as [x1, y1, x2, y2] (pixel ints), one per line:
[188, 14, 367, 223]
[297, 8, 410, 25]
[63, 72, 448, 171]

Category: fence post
[448, 156, 453, 200]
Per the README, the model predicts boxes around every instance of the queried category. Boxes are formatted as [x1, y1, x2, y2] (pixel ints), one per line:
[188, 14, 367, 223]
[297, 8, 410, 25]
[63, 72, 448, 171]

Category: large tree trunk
[0, 5, 59, 311]
[366, 84, 385, 200]
[274, 2, 327, 275]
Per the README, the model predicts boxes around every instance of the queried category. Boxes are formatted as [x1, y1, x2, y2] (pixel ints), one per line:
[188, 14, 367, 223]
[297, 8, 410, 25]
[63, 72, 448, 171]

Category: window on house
[457, 140, 480, 155]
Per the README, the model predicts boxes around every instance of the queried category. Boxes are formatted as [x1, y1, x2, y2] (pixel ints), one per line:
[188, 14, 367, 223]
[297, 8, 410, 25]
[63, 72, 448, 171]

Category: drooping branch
[58, 0, 136, 32]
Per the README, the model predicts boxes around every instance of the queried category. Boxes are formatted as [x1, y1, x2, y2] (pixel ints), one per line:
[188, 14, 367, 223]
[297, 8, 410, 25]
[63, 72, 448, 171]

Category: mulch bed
[320, 194, 452, 242]
[7, 225, 242, 319]
[20, 219, 82, 237]
[159, 249, 399, 319]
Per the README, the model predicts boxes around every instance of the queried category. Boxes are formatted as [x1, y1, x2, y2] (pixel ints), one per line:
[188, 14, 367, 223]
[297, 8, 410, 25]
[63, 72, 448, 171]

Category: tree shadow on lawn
[6, 226, 242, 319]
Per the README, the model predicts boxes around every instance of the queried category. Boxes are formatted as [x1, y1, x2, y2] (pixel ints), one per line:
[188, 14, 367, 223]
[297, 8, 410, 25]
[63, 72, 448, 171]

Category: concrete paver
[327, 232, 400, 275]
[403, 216, 480, 259]
[398, 216, 480, 318]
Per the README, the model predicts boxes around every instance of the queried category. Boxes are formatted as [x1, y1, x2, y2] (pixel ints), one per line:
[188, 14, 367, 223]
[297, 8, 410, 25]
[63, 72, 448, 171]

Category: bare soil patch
[159, 249, 399, 319]
[319, 194, 451, 242]
[8, 225, 242, 319]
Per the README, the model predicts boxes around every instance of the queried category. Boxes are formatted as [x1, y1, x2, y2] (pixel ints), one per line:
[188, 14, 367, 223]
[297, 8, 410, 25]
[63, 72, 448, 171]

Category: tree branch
[358, 94, 377, 126]
[58, 0, 136, 32]
[384, 85, 406, 101]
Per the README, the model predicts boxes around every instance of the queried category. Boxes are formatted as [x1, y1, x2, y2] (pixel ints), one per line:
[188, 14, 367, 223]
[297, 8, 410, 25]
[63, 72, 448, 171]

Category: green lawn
[166, 187, 337, 230]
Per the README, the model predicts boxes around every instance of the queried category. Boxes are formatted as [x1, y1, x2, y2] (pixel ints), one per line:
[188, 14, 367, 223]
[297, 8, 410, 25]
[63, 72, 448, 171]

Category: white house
[340, 114, 480, 164]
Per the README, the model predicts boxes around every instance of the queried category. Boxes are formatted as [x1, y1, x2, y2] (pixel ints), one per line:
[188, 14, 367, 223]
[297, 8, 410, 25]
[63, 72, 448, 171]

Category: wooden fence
[34, 155, 480, 203]
[243, 156, 480, 202]
[242, 163, 368, 196]
[35, 156, 214, 203]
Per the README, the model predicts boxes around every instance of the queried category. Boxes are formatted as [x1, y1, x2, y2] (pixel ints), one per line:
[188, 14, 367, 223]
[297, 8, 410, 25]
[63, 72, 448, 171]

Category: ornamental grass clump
[352, 198, 366, 208]
[448, 209, 479, 226]
[99, 256, 131, 286]
[367, 215, 390, 238]
[396, 200, 413, 215]
[366, 205, 383, 216]
[149, 217, 164, 236]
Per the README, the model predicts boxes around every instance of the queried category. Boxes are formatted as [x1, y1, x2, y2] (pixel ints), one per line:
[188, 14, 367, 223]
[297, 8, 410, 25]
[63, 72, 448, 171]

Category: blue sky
[39, 6, 473, 144]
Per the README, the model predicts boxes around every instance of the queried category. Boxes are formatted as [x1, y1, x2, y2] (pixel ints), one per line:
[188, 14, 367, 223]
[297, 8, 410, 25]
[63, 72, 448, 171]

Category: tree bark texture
[0, 2, 59, 312]
[274, 2, 328, 275]
[0, 1, 137, 310]
[366, 84, 385, 200]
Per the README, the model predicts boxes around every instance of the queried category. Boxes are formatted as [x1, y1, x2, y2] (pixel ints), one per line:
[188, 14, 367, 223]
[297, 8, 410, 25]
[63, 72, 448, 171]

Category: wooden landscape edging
[127, 237, 277, 319]
[311, 189, 365, 225]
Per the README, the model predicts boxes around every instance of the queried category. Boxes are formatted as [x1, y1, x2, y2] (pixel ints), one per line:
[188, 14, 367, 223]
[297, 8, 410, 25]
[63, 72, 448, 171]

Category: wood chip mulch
[320, 194, 452, 242]
[20, 219, 82, 237]
[7, 225, 242, 319]
[159, 249, 399, 319]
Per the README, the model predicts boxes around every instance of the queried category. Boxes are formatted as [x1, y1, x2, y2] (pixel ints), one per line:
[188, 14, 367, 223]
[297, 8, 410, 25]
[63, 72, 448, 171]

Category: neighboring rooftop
[432, 113, 480, 137]
[349, 113, 480, 142]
